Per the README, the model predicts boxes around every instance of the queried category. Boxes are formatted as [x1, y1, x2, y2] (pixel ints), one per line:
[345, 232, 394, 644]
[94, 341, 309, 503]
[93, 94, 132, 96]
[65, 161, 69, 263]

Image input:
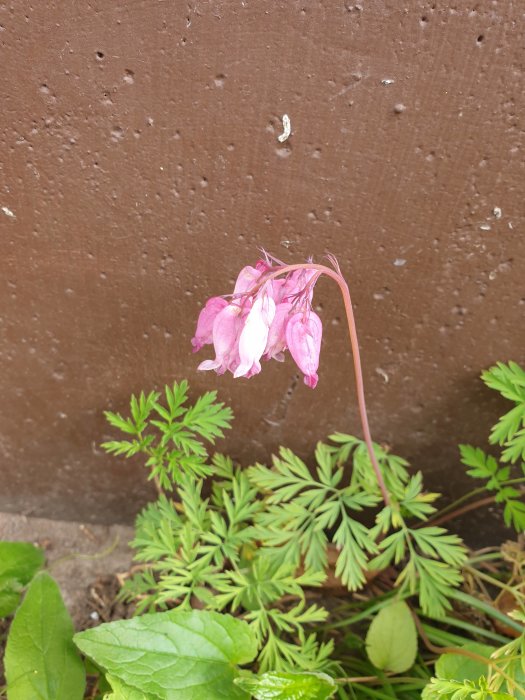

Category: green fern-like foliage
[483, 362, 525, 463]
[249, 435, 466, 619]
[460, 362, 525, 532]
[488, 612, 525, 696]
[103, 383, 467, 674]
[422, 676, 514, 700]
[103, 384, 331, 674]
[102, 381, 233, 489]
[118, 454, 331, 673]
[248, 443, 380, 591]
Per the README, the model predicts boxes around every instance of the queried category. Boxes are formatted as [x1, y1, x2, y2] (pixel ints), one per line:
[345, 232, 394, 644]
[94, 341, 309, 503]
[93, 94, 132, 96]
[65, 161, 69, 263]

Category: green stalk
[450, 590, 525, 634]
[430, 486, 487, 519]
[467, 551, 504, 565]
[429, 477, 525, 522]
[421, 623, 477, 648]
[324, 591, 400, 630]
[437, 615, 510, 645]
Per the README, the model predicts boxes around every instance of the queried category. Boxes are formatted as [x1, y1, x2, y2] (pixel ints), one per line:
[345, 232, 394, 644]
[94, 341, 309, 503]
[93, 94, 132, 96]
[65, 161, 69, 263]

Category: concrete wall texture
[1, 1, 523, 525]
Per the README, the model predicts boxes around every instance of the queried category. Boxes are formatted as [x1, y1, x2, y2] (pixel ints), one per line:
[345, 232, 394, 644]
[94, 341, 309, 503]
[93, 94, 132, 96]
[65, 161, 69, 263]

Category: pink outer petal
[234, 294, 276, 378]
[263, 302, 292, 360]
[198, 303, 244, 374]
[197, 358, 225, 373]
[285, 311, 323, 388]
[233, 265, 262, 296]
[268, 278, 286, 304]
[304, 373, 318, 389]
[191, 296, 228, 352]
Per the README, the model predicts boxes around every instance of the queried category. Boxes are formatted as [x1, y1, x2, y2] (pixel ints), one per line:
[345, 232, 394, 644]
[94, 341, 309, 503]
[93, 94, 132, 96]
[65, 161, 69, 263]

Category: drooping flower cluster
[192, 257, 323, 388]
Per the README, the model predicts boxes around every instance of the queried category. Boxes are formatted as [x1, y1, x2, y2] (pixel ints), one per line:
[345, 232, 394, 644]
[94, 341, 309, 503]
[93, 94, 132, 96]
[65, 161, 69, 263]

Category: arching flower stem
[255, 262, 390, 506]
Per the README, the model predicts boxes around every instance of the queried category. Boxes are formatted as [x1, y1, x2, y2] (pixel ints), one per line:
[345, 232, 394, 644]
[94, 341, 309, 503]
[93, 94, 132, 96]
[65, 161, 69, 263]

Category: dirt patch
[0, 511, 134, 625]
[0, 511, 136, 685]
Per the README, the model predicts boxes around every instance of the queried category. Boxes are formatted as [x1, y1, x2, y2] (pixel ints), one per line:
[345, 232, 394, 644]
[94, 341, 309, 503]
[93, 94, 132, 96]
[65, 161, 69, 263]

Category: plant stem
[429, 486, 488, 519]
[467, 549, 503, 565]
[337, 674, 426, 686]
[427, 478, 525, 525]
[420, 483, 521, 530]
[48, 535, 120, 572]
[261, 262, 390, 505]
[450, 589, 525, 634]
[420, 495, 496, 527]
[435, 615, 510, 645]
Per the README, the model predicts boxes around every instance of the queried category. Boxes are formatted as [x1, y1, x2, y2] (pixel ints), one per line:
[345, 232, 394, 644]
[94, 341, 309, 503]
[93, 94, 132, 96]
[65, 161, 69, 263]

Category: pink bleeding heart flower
[191, 296, 228, 353]
[264, 302, 292, 361]
[192, 252, 392, 506]
[234, 291, 276, 378]
[198, 303, 245, 375]
[286, 311, 323, 388]
[234, 265, 263, 296]
[194, 256, 322, 386]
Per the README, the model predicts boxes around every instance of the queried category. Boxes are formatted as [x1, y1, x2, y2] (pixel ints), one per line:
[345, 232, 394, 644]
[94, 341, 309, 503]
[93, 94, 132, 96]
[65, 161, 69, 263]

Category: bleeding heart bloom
[193, 254, 323, 387]
[191, 296, 228, 352]
[193, 252, 392, 507]
[286, 311, 323, 388]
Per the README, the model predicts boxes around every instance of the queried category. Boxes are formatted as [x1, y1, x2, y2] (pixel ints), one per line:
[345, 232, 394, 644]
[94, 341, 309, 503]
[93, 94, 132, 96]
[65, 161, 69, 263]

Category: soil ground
[0, 511, 136, 684]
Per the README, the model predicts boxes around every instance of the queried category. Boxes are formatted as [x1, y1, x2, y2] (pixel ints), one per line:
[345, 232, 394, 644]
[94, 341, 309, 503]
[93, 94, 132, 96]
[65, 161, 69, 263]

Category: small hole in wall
[477, 34, 484, 44]
[420, 15, 428, 26]
[275, 143, 292, 158]
[95, 51, 104, 60]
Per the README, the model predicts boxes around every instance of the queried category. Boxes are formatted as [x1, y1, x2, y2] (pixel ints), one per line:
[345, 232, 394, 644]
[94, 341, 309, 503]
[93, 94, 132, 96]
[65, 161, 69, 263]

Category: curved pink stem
[259, 262, 390, 506]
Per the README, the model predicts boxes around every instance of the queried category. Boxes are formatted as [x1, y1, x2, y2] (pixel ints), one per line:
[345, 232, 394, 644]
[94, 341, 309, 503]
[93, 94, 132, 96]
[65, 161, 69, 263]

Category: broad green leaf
[435, 642, 495, 681]
[0, 541, 45, 617]
[104, 675, 153, 700]
[0, 587, 21, 619]
[0, 541, 45, 581]
[365, 600, 417, 673]
[235, 671, 337, 700]
[5, 571, 85, 700]
[74, 609, 257, 700]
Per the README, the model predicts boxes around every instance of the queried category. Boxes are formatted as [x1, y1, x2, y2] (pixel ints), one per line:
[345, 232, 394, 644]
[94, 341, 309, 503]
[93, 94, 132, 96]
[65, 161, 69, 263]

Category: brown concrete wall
[1, 1, 523, 525]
